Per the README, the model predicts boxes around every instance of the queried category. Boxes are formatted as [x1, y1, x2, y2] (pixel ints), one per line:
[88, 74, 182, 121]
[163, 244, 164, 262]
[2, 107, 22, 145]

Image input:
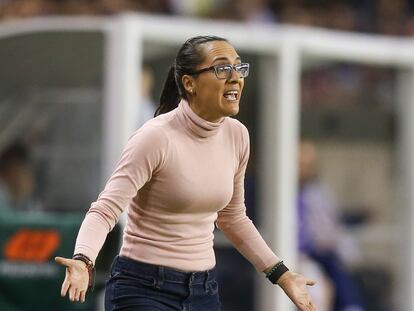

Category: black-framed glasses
[190, 63, 250, 80]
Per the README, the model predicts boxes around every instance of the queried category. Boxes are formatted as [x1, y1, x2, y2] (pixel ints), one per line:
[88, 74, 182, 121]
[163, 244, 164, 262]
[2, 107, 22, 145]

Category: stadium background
[0, 1, 414, 311]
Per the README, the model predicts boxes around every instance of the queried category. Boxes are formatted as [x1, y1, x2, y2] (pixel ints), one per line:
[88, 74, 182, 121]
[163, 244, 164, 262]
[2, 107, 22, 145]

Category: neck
[188, 101, 223, 123]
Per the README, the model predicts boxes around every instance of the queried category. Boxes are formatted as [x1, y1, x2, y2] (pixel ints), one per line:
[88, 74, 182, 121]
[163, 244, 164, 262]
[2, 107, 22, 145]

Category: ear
[182, 75, 196, 94]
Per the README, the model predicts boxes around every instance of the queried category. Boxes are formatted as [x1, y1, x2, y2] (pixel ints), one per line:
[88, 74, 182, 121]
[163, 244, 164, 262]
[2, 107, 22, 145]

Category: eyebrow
[211, 56, 241, 65]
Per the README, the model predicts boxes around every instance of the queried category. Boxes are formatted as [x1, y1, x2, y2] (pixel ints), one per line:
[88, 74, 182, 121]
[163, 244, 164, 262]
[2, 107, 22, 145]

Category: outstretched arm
[56, 125, 169, 302]
[216, 123, 315, 310]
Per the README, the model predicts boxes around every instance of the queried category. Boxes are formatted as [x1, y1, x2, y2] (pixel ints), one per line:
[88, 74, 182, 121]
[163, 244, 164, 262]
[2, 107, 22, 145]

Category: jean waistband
[113, 255, 217, 285]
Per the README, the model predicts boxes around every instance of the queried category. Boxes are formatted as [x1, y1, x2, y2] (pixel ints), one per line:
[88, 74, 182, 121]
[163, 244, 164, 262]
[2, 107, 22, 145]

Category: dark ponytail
[155, 35, 228, 117]
[155, 65, 180, 116]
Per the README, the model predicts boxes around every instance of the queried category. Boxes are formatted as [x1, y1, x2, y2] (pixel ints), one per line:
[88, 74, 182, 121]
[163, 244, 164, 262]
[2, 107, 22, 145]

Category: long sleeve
[74, 125, 168, 263]
[216, 124, 279, 272]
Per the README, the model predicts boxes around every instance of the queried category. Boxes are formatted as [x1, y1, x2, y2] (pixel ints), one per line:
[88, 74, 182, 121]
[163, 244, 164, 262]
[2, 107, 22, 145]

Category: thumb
[306, 278, 316, 286]
[55, 256, 73, 267]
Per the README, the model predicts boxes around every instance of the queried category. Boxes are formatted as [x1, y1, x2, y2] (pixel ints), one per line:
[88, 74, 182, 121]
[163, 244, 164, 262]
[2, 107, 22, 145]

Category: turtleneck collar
[177, 99, 224, 139]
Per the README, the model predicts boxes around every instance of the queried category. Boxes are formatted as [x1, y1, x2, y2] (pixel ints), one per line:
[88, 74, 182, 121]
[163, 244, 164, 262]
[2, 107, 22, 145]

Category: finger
[61, 279, 70, 297]
[69, 286, 77, 302]
[80, 290, 86, 303]
[303, 300, 314, 311]
[298, 298, 312, 311]
[74, 288, 81, 302]
[295, 300, 307, 311]
[309, 300, 316, 311]
[55, 256, 72, 267]
[306, 278, 316, 286]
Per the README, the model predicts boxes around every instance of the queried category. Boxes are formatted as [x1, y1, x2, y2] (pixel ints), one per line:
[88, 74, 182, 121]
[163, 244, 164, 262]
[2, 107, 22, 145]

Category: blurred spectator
[374, 0, 407, 35]
[0, 0, 57, 19]
[168, 0, 215, 17]
[210, 0, 277, 23]
[99, 0, 171, 15]
[0, 0, 171, 19]
[278, 1, 318, 27]
[298, 140, 364, 311]
[2, 0, 414, 39]
[301, 63, 396, 111]
[324, 2, 358, 32]
[0, 142, 36, 213]
[301, 64, 363, 108]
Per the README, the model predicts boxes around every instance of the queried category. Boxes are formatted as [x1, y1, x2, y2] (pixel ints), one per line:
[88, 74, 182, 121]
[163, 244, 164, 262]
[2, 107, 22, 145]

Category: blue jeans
[105, 256, 221, 311]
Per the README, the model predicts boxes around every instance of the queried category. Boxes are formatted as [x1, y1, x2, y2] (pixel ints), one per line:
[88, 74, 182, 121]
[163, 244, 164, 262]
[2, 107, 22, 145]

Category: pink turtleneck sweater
[74, 100, 279, 272]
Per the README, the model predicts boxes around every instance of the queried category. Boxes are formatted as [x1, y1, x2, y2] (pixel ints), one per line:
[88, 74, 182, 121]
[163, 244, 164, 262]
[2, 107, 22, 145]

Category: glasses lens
[236, 63, 249, 78]
[215, 65, 232, 79]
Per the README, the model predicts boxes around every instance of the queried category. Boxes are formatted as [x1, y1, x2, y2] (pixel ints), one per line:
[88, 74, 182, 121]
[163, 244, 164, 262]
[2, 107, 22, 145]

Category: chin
[228, 103, 240, 116]
[221, 101, 239, 117]
[230, 107, 239, 116]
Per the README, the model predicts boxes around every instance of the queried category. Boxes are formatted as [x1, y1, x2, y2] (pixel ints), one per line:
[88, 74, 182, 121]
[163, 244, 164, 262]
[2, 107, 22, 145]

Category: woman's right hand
[55, 256, 90, 303]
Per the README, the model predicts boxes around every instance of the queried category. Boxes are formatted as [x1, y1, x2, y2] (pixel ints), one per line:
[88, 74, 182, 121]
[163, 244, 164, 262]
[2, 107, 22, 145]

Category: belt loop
[204, 270, 209, 291]
[156, 266, 164, 289]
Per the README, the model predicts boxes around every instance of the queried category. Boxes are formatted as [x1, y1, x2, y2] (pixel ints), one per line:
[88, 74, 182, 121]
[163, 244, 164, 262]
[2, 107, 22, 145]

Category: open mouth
[223, 90, 239, 101]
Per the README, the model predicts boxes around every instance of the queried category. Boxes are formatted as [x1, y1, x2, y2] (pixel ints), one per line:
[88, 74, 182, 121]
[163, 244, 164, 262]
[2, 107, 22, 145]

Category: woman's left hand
[277, 271, 316, 311]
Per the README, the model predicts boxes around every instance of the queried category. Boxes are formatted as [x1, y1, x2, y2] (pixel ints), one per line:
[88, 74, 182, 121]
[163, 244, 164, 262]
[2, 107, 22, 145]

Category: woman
[56, 35, 316, 311]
